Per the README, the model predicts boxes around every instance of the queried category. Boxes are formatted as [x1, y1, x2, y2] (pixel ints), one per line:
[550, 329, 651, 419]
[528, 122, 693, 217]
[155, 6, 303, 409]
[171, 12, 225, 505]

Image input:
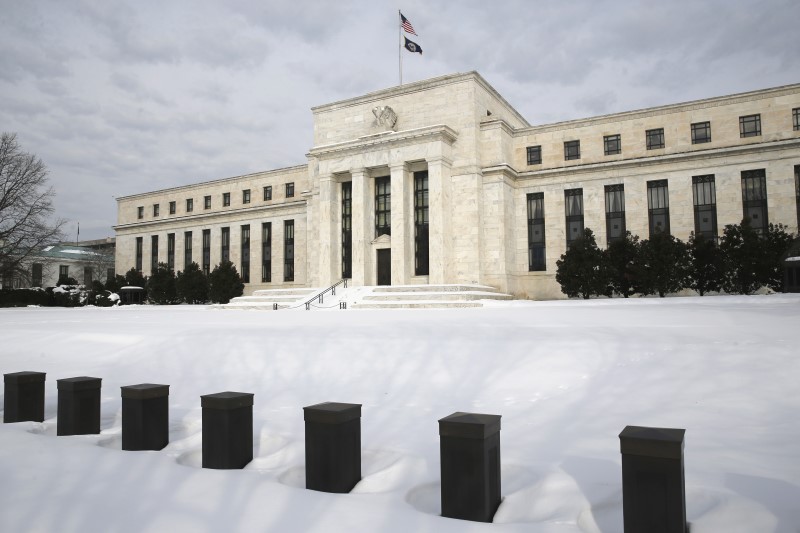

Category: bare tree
[0, 133, 65, 285]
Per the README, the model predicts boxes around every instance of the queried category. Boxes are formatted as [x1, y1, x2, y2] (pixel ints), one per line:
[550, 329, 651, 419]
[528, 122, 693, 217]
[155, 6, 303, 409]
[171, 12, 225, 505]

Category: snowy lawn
[1, 295, 799, 533]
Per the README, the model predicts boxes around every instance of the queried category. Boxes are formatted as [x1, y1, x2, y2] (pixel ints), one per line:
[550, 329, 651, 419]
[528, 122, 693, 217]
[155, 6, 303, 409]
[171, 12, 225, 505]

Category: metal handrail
[304, 278, 348, 310]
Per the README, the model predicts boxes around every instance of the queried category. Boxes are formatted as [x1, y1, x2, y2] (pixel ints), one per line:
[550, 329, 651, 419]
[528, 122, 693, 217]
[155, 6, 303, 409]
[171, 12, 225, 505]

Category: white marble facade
[115, 72, 800, 299]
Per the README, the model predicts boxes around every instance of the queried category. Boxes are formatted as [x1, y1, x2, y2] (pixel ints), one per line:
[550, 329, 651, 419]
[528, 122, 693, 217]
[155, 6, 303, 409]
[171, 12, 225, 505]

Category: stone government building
[114, 72, 800, 300]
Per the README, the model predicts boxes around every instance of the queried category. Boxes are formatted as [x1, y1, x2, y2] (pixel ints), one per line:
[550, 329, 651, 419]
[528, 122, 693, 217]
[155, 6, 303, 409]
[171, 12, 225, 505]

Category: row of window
[526, 165, 800, 271]
[526, 109, 800, 165]
[136, 183, 296, 220]
[12, 265, 116, 288]
[135, 220, 296, 283]
[339, 172, 430, 278]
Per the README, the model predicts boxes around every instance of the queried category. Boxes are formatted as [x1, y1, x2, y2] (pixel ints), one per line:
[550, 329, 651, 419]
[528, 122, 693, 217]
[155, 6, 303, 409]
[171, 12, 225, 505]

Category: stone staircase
[220, 287, 321, 310]
[349, 284, 513, 309]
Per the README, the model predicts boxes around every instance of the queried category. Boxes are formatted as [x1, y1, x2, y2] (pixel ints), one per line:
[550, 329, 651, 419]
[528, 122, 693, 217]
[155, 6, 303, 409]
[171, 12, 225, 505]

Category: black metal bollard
[438, 411, 502, 522]
[4, 371, 46, 423]
[121, 384, 170, 451]
[303, 402, 362, 493]
[201, 392, 253, 469]
[57, 377, 102, 436]
[619, 425, 688, 533]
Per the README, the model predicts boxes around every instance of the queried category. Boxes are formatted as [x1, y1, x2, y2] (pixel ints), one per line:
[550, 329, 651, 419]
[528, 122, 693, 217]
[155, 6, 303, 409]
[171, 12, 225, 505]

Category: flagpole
[398, 10, 402, 85]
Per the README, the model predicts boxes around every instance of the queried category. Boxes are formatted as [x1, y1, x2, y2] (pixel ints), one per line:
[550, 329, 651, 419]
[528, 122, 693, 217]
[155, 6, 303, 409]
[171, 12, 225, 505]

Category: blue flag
[404, 36, 422, 55]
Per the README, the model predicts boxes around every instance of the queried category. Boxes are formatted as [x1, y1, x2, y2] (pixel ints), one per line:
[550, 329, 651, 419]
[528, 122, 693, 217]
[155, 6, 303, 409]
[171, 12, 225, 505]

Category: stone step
[218, 303, 291, 310]
[251, 288, 320, 297]
[229, 295, 308, 303]
[351, 301, 483, 309]
[371, 284, 502, 294]
[362, 291, 512, 302]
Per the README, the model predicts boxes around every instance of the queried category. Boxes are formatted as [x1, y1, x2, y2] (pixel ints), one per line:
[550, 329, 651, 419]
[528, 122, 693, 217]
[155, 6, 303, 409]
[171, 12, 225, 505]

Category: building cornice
[516, 83, 800, 135]
[513, 138, 800, 181]
[115, 164, 308, 202]
[311, 71, 530, 128]
[308, 125, 458, 159]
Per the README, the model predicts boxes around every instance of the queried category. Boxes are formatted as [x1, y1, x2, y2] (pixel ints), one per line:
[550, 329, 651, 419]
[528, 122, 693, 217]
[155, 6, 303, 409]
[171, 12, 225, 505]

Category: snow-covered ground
[1, 295, 799, 533]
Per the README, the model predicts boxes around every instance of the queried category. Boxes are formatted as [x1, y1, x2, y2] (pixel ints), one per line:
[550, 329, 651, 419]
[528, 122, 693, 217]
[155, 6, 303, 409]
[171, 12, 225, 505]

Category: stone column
[438, 411, 502, 522]
[4, 371, 46, 423]
[619, 425, 687, 533]
[390, 163, 410, 285]
[201, 391, 254, 469]
[303, 402, 362, 493]
[121, 384, 169, 451]
[351, 168, 371, 286]
[318, 175, 338, 287]
[427, 157, 453, 284]
[57, 377, 102, 436]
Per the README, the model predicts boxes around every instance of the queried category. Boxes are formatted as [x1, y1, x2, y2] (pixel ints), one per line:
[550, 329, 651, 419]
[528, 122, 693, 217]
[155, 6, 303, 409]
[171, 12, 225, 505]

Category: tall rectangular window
[739, 114, 761, 137]
[284, 220, 294, 282]
[264, 186, 272, 201]
[564, 140, 581, 160]
[167, 233, 175, 271]
[794, 108, 800, 131]
[647, 180, 670, 236]
[83, 267, 93, 286]
[604, 184, 626, 245]
[646, 128, 665, 150]
[691, 121, 711, 144]
[564, 188, 584, 249]
[32, 263, 43, 287]
[375, 176, 391, 236]
[135, 237, 143, 272]
[59, 265, 69, 280]
[137, 206, 144, 219]
[240, 225, 250, 283]
[741, 169, 768, 233]
[153, 204, 160, 217]
[526, 145, 542, 165]
[186, 198, 193, 212]
[202, 229, 211, 275]
[341, 182, 352, 278]
[262, 222, 272, 283]
[286, 183, 295, 198]
[527, 192, 546, 271]
[169, 201, 176, 214]
[184, 231, 192, 269]
[150, 235, 158, 274]
[151, 235, 159, 274]
[692, 175, 718, 241]
[795, 165, 800, 228]
[243, 189, 251, 204]
[221, 227, 230, 263]
[223, 192, 230, 207]
[604, 134, 621, 155]
[204, 195, 211, 209]
[414, 171, 429, 276]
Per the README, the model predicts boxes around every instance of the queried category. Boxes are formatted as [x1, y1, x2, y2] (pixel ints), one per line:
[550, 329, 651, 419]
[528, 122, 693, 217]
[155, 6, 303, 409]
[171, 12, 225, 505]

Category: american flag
[400, 12, 418, 36]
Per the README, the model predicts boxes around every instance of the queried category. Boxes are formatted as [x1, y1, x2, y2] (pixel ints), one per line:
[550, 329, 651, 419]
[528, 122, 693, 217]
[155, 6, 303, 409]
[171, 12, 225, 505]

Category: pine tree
[555, 228, 608, 299]
[124, 268, 146, 288]
[208, 260, 245, 304]
[687, 232, 723, 296]
[176, 262, 209, 304]
[720, 219, 763, 295]
[146, 263, 177, 304]
[633, 232, 690, 297]
[762, 223, 794, 291]
[606, 231, 639, 298]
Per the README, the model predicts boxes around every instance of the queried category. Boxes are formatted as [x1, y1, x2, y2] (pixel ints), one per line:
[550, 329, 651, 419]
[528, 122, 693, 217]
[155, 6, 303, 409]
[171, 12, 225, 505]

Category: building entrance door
[376, 249, 391, 286]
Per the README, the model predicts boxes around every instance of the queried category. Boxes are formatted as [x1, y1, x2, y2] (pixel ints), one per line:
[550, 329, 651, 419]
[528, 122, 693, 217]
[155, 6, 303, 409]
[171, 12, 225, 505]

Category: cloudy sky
[2, 0, 798, 240]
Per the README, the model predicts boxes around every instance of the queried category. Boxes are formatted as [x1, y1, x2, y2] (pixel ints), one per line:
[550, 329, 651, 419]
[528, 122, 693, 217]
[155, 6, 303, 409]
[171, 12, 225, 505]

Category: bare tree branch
[0, 133, 65, 282]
